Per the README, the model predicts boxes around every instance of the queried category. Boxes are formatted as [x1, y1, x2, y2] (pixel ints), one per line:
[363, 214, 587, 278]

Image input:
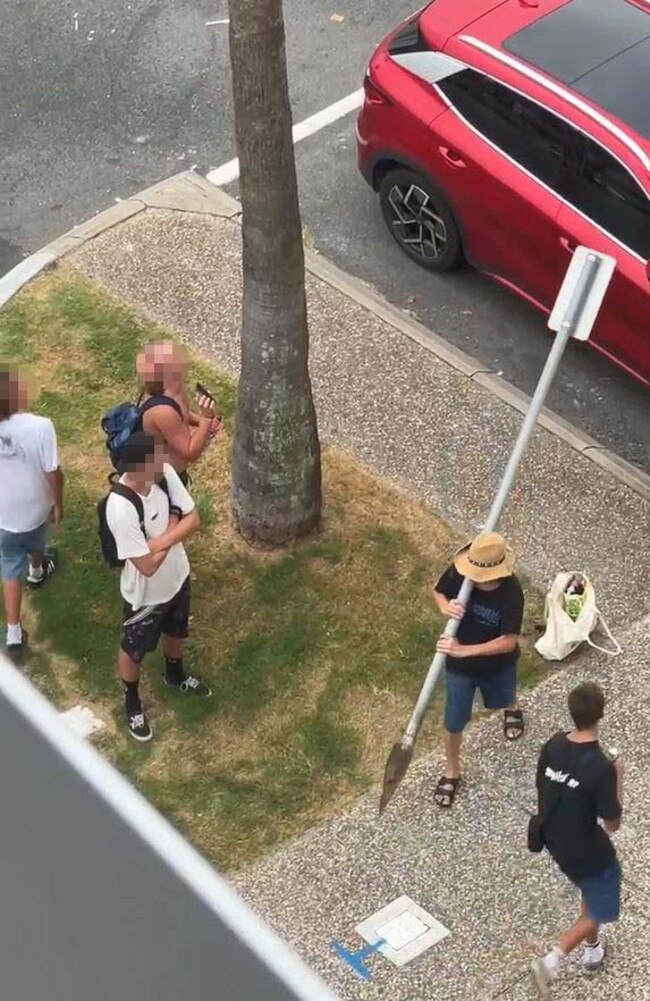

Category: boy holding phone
[136, 342, 221, 485]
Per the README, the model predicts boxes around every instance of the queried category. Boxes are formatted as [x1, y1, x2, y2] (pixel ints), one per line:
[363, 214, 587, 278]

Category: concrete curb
[2, 170, 649, 503]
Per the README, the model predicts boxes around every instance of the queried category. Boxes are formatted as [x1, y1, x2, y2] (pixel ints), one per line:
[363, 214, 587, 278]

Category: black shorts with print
[121, 577, 191, 664]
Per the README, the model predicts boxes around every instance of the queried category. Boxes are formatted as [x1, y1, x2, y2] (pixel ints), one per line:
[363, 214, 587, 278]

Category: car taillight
[364, 74, 390, 106]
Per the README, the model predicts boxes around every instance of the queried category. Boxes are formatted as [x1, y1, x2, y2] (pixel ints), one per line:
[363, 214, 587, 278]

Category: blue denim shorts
[572, 861, 621, 924]
[444, 664, 517, 733]
[0, 523, 49, 581]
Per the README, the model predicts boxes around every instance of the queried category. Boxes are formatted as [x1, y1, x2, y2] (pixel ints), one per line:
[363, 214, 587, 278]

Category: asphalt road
[1, 0, 648, 472]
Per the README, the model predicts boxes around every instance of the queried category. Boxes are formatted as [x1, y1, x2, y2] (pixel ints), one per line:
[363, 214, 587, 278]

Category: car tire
[379, 168, 462, 272]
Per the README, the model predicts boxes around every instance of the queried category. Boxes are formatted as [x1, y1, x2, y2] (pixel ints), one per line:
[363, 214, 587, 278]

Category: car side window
[566, 140, 650, 259]
[438, 69, 576, 198]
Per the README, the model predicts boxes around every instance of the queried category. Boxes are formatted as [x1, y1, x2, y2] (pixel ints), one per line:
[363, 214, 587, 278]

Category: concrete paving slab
[137, 172, 242, 218]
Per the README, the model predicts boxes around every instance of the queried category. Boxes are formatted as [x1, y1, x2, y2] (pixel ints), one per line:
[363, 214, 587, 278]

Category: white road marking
[206, 18, 229, 25]
[206, 87, 364, 187]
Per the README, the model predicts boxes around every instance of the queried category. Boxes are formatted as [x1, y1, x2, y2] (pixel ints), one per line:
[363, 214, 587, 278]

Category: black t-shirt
[536, 732, 621, 879]
[435, 566, 524, 674]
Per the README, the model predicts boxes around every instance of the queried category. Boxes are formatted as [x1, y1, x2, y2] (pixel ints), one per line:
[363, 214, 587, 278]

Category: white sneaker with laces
[27, 553, 56, 587]
[162, 673, 212, 697]
[128, 711, 153, 743]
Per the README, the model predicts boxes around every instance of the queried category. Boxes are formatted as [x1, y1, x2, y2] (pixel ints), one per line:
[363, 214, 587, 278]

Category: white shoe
[530, 958, 553, 999]
[582, 941, 606, 973]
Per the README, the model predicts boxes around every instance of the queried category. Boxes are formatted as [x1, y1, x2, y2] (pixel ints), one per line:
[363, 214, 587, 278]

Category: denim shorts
[444, 663, 517, 733]
[572, 861, 621, 924]
[0, 523, 49, 581]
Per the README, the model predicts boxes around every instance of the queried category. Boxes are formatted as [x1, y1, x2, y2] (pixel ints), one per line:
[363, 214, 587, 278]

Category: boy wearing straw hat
[433, 531, 524, 808]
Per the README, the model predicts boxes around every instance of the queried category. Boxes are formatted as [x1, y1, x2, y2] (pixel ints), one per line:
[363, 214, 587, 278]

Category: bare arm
[46, 467, 64, 523]
[148, 509, 200, 554]
[145, 396, 215, 464]
[149, 409, 212, 462]
[121, 514, 181, 578]
[433, 589, 465, 621]
[129, 550, 169, 578]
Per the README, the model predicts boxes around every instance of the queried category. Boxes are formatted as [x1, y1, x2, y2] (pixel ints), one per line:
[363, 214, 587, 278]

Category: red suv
[357, 0, 650, 387]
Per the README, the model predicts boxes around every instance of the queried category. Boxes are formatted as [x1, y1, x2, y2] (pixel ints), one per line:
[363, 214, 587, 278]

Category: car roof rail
[459, 34, 650, 173]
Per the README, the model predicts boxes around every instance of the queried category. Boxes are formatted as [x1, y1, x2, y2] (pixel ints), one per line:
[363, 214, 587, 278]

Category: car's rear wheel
[379, 168, 462, 272]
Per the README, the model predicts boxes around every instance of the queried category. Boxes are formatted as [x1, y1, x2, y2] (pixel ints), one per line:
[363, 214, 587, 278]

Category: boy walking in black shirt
[531, 683, 623, 997]
[433, 532, 525, 808]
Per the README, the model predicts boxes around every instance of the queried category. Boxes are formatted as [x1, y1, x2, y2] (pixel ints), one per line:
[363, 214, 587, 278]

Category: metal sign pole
[379, 249, 615, 811]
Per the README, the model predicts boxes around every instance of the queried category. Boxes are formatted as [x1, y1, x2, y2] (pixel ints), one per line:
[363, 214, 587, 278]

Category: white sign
[548, 246, 616, 341]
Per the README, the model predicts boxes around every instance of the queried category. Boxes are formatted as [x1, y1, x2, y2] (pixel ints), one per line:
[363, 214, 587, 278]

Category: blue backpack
[101, 394, 183, 469]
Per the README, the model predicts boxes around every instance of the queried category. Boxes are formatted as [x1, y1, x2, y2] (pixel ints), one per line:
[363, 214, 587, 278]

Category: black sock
[122, 679, 141, 715]
[165, 657, 186, 685]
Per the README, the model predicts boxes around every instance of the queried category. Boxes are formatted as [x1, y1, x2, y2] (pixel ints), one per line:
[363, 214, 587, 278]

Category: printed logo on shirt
[0, 436, 26, 461]
[546, 765, 580, 789]
[473, 603, 501, 628]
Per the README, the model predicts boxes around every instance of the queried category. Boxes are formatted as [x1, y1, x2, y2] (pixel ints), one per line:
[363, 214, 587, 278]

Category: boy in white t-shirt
[0, 367, 64, 659]
[105, 432, 210, 742]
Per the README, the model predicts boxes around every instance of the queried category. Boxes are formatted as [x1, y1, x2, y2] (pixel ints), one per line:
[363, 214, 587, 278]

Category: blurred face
[0, 370, 30, 417]
[128, 443, 166, 488]
[137, 342, 187, 393]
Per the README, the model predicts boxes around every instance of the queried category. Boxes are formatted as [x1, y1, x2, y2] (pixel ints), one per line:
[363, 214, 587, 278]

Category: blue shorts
[0, 523, 49, 581]
[571, 861, 621, 924]
[444, 664, 517, 733]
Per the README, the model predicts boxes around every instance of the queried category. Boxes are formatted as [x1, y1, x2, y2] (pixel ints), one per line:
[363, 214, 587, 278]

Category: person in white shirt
[105, 432, 210, 742]
[0, 366, 63, 658]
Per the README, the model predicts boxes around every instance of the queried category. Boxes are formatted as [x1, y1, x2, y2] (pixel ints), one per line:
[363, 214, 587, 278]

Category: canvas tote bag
[535, 572, 621, 661]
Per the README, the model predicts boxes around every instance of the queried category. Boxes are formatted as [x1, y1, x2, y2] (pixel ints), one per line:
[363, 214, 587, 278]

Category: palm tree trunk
[227, 0, 321, 545]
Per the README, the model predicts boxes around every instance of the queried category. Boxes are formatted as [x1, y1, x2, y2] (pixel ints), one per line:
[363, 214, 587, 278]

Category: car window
[438, 69, 576, 198]
[566, 140, 650, 259]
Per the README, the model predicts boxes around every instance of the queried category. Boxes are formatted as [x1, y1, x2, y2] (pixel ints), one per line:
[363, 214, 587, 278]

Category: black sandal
[434, 776, 460, 808]
[504, 709, 524, 742]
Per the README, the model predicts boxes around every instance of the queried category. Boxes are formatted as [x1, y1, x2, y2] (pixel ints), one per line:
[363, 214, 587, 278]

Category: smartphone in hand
[196, 382, 221, 422]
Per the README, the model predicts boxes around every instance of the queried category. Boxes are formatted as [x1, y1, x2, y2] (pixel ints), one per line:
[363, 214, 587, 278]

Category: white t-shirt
[105, 464, 194, 611]
[0, 413, 59, 533]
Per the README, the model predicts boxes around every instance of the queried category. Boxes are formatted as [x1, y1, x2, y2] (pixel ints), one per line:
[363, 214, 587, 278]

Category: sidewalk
[234, 615, 650, 1001]
[51, 173, 650, 998]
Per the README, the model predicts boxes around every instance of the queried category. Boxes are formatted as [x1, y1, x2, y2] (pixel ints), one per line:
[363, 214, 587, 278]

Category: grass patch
[0, 269, 547, 871]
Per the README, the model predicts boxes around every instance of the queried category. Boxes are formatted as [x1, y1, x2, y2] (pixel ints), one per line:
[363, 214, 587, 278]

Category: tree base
[232, 504, 320, 548]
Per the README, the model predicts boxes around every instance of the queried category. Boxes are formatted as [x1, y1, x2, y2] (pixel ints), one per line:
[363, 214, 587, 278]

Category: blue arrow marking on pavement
[330, 938, 386, 981]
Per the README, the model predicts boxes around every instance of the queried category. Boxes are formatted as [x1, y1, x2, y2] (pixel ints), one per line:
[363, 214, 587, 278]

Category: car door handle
[559, 235, 577, 253]
[439, 146, 466, 168]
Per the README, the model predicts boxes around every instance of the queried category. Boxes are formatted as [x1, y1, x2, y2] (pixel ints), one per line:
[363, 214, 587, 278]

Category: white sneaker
[582, 941, 606, 973]
[530, 958, 553, 999]
[27, 552, 56, 587]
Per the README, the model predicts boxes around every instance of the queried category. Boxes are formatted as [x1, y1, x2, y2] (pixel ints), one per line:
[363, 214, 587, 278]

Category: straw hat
[454, 531, 514, 583]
